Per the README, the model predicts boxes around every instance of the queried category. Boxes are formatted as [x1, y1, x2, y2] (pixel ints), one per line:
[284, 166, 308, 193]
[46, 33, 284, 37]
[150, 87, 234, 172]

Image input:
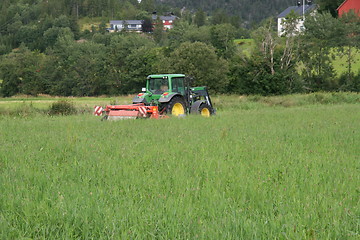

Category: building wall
[277, 18, 304, 36]
[338, 0, 360, 17]
[111, 23, 142, 32]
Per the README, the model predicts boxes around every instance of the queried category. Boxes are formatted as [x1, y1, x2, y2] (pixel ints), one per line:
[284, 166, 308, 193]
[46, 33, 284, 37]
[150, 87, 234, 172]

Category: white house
[109, 20, 143, 32]
[277, 3, 317, 36]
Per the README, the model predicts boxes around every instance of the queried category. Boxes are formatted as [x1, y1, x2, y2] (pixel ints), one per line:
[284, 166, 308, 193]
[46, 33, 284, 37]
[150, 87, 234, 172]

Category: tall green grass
[0, 99, 359, 239]
[1, 92, 359, 117]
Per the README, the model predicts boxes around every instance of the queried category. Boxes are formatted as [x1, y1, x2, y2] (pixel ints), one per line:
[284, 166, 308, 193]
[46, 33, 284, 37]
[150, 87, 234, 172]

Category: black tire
[198, 103, 212, 117]
[166, 96, 186, 116]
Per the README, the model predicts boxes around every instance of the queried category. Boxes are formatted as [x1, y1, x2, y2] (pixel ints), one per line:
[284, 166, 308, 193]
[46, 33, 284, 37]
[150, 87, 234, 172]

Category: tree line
[0, 0, 359, 97]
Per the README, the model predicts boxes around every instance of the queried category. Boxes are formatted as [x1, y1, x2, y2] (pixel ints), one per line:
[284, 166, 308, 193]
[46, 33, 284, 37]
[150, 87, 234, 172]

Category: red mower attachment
[102, 103, 167, 120]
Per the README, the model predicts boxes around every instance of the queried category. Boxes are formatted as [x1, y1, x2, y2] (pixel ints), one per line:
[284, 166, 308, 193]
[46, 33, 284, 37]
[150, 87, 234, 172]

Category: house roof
[277, 4, 317, 18]
[151, 15, 177, 21]
[110, 20, 143, 25]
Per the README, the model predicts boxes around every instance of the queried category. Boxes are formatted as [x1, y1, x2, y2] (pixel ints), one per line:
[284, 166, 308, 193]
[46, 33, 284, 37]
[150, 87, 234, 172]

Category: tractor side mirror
[141, 87, 146, 92]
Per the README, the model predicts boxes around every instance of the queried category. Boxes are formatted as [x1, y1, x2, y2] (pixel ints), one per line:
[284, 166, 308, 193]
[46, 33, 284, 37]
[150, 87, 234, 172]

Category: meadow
[234, 39, 360, 76]
[0, 93, 359, 239]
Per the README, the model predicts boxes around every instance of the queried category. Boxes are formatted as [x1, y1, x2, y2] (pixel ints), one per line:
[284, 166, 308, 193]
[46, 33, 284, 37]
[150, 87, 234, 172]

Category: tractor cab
[133, 74, 188, 104]
[147, 77, 169, 95]
[147, 74, 186, 96]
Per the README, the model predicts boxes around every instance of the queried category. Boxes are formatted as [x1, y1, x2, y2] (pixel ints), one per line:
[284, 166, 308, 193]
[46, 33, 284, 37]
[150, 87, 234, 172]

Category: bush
[338, 72, 360, 92]
[228, 56, 302, 96]
[48, 100, 76, 115]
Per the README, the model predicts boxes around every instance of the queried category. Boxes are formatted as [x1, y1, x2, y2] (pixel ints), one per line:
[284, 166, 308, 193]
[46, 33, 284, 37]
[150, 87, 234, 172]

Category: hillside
[156, 0, 296, 23]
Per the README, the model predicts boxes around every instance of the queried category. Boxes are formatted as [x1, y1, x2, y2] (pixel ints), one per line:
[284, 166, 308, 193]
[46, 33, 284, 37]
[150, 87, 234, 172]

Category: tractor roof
[148, 74, 185, 78]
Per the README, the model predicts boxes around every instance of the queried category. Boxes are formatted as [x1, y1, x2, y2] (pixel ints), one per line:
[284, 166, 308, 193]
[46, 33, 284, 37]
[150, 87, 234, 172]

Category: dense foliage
[156, 0, 295, 24]
[0, 0, 359, 97]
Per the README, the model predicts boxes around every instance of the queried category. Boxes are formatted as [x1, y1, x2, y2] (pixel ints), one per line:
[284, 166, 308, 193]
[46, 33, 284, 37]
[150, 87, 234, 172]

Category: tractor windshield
[148, 78, 169, 94]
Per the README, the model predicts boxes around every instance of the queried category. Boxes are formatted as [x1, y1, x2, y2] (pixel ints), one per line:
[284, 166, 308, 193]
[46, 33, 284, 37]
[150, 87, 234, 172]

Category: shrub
[49, 100, 76, 115]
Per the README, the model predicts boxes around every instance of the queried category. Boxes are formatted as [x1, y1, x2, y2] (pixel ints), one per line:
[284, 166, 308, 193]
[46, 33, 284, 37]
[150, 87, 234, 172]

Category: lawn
[78, 17, 110, 31]
[234, 39, 255, 57]
[234, 39, 360, 76]
[0, 94, 359, 239]
[332, 47, 360, 76]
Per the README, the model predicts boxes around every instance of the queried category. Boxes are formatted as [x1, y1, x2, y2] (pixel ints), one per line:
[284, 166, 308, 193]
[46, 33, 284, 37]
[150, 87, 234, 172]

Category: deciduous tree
[169, 41, 229, 92]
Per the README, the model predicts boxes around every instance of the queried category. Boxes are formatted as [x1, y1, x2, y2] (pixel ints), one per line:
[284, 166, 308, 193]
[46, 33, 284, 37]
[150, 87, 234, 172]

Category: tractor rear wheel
[166, 96, 186, 116]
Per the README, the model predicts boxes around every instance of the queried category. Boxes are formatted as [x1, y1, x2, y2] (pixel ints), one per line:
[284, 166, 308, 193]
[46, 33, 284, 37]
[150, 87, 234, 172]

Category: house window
[130, 24, 137, 28]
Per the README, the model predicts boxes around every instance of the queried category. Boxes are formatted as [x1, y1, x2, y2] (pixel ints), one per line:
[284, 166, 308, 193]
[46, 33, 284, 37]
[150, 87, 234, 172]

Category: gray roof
[277, 4, 317, 18]
[151, 15, 177, 21]
[110, 20, 143, 25]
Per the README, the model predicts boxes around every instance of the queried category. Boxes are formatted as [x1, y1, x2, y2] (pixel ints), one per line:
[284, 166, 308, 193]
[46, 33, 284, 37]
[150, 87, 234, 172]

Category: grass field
[78, 17, 109, 31]
[0, 94, 359, 239]
[234, 39, 255, 57]
[234, 39, 360, 76]
[332, 48, 360, 77]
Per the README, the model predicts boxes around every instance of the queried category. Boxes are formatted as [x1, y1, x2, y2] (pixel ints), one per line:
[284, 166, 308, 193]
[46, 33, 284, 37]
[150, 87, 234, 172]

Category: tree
[300, 12, 344, 90]
[338, 11, 360, 90]
[0, 44, 47, 97]
[142, 18, 153, 33]
[317, 0, 344, 17]
[280, 10, 301, 72]
[43, 27, 74, 49]
[168, 41, 229, 92]
[139, 0, 155, 12]
[153, 16, 165, 44]
[98, 20, 107, 34]
[45, 37, 108, 96]
[194, 9, 206, 27]
[107, 34, 156, 94]
[251, 19, 279, 75]
[15, 25, 41, 50]
[167, 21, 212, 50]
[228, 17, 302, 95]
[228, 51, 302, 95]
[53, 15, 71, 28]
[210, 23, 236, 59]
[122, 46, 166, 93]
[211, 8, 229, 25]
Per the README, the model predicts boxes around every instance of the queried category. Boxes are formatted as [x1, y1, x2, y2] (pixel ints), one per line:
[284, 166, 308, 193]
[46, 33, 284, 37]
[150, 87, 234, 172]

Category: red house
[152, 14, 178, 30]
[337, 0, 360, 17]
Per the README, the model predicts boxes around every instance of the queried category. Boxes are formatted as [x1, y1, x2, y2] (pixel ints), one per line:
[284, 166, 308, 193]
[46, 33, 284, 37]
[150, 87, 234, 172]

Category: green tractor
[132, 74, 215, 117]
[101, 74, 215, 120]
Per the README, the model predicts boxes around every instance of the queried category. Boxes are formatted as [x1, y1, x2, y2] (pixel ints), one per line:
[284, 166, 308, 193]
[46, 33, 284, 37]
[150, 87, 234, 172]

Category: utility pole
[303, 0, 305, 21]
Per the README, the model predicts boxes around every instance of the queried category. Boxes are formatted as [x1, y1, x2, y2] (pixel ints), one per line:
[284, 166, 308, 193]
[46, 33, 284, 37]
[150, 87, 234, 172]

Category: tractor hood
[132, 92, 151, 103]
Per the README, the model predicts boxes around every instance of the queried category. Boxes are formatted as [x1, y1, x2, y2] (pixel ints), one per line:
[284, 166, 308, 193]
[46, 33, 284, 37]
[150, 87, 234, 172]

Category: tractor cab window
[148, 78, 169, 94]
[171, 77, 185, 95]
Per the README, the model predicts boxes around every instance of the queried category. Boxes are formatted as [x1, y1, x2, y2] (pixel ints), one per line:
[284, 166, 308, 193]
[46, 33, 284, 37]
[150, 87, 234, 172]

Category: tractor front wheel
[198, 103, 212, 117]
[166, 96, 186, 116]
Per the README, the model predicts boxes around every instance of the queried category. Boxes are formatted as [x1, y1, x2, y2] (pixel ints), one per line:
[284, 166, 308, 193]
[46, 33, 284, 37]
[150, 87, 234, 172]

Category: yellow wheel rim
[172, 103, 185, 116]
[201, 108, 210, 117]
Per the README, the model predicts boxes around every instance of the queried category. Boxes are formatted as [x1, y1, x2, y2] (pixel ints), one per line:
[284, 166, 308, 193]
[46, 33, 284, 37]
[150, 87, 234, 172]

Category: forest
[0, 0, 359, 97]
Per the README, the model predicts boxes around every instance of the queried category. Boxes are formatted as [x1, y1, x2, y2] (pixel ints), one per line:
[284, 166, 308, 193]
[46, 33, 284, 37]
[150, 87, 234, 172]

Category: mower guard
[104, 103, 164, 120]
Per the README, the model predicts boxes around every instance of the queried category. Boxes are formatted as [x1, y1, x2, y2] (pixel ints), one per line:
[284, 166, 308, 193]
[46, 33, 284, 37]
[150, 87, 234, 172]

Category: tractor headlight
[137, 93, 146, 98]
